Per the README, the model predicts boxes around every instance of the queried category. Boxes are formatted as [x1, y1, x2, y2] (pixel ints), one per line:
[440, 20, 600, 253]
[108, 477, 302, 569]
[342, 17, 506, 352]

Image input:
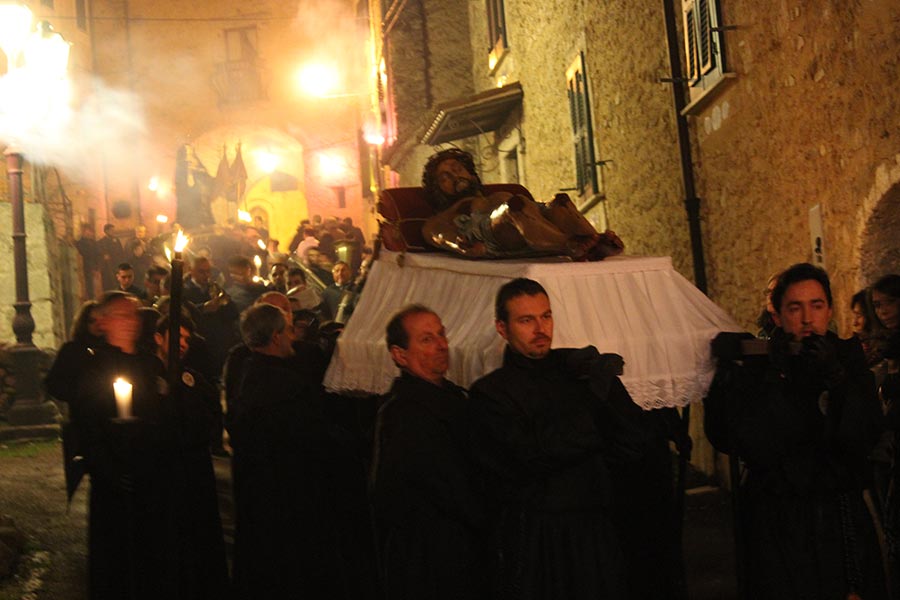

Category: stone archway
[860, 181, 900, 283]
[189, 125, 308, 252]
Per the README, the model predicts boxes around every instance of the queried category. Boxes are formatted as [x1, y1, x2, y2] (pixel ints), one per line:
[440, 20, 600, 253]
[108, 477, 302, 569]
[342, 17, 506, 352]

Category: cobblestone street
[0, 437, 736, 599]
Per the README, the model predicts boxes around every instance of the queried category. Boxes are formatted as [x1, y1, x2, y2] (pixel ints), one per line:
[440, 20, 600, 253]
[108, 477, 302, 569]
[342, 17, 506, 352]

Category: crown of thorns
[422, 148, 478, 195]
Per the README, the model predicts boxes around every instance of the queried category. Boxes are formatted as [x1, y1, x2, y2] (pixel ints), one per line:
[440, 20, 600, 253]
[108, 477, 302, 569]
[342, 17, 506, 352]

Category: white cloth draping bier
[323, 250, 742, 409]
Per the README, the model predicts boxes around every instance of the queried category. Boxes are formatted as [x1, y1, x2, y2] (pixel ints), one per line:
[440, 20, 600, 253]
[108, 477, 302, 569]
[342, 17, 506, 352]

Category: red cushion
[377, 184, 534, 252]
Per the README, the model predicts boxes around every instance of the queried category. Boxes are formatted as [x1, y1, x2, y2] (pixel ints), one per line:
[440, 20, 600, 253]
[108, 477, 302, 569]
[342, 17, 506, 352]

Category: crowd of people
[48, 151, 900, 600]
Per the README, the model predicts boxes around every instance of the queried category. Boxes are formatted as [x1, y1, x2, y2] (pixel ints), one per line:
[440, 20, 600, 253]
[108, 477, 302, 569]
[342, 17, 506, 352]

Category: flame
[238, 210, 252, 223]
[174, 229, 189, 253]
[256, 239, 267, 250]
[164, 246, 172, 261]
[253, 255, 262, 268]
[156, 214, 169, 223]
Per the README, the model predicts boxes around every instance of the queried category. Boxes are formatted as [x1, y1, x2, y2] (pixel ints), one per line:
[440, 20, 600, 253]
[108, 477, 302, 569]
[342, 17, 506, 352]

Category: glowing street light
[318, 153, 348, 179]
[296, 63, 340, 98]
[0, 4, 69, 425]
[253, 148, 281, 174]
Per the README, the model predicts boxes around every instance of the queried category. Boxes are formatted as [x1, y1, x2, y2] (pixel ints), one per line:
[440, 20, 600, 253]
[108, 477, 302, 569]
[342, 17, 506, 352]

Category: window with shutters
[566, 52, 598, 198]
[486, 0, 508, 72]
[212, 26, 265, 106]
[682, 0, 728, 105]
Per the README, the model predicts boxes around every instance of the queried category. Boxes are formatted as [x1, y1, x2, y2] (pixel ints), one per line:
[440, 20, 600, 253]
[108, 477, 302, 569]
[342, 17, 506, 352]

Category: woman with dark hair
[851, 289, 885, 367]
[46, 300, 103, 405]
[872, 274, 900, 594]
[46, 300, 106, 506]
[873, 275, 900, 333]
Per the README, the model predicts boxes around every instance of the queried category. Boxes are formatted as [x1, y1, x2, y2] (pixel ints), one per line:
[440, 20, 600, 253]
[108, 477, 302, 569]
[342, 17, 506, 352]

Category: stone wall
[383, 0, 476, 181]
[0, 204, 67, 351]
[693, 0, 900, 333]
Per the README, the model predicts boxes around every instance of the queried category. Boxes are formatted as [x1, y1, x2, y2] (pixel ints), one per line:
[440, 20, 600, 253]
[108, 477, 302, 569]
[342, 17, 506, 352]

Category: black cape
[371, 372, 488, 599]
[469, 346, 634, 600]
[704, 331, 886, 599]
[229, 351, 347, 599]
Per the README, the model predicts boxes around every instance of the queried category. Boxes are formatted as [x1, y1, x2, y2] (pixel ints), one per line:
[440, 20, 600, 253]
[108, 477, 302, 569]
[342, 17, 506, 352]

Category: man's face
[773, 279, 833, 340]
[116, 269, 134, 289]
[155, 326, 191, 361]
[435, 158, 476, 196]
[333, 263, 351, 286]
[229, 265, 252, 286]
[259, 294, 295, 343]
[99, 296, 141, 348]
[192, 260, 212, 286]
[497, 293, 554, 359]
[270, 265, 287, 287]
[873, 290, 899, 330]
[145, 274, 163, 297]
[288, 273, 305, 289]
[135, 225, 146, 240]
[390, 311, 449, 385]
[273, 313, 295, 357]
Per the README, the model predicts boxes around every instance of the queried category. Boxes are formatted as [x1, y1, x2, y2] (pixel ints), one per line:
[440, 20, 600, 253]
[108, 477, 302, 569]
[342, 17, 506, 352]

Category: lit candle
[113, 377, 133, 418]
[168, 229, 190, 386]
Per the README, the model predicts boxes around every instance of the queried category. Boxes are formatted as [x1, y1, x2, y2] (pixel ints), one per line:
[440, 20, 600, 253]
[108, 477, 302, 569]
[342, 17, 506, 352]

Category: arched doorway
[190, 125, 307, 254]
[860, 181, 900, 283]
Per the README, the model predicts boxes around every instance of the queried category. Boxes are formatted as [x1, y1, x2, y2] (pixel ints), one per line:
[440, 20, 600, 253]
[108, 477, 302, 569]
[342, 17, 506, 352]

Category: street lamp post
[1, 5, 69, 426]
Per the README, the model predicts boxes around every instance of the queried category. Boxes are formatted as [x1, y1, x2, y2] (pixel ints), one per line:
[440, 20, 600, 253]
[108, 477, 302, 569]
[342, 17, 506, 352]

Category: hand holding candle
[113, 377, 133, 419]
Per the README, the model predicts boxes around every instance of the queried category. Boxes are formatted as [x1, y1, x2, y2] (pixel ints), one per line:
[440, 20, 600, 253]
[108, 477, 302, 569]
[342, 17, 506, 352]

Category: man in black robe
[75, 223, 99, 299]
[469, 278, 639, 600]
[704, 263, 886, 599]
[153, 314, 228, 599]
[96, 224, 123, 292]
[371, 304, 488, 599]
[229, 303, 346, 599]
[75, 292, 180, 599]
[183, 255, 240, 381]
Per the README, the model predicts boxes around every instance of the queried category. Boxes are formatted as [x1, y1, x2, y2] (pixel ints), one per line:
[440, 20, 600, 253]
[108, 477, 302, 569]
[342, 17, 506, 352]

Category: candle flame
[156, 214, 169, 223]
[257, 239, 267, 250]
[164, 246, 172, 261]
[174, 229, 189, 253]
[253, 255, 262, 268]
[238, 210, 252, 223]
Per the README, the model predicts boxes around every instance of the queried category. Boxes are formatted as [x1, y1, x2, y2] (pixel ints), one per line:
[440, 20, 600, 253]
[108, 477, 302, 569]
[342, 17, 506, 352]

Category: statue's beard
[445, 175, 482, 203]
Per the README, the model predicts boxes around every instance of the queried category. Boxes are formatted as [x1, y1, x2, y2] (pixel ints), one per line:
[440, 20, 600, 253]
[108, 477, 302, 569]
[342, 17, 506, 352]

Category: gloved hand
[596, 353, 624, 377]
[799, 334, 845, 389]
[588, 353, 624, 399]
[711, 331, 756, 361]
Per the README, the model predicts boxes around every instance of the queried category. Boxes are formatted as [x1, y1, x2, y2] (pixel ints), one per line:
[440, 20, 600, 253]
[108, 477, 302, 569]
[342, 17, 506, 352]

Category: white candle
[113, 377, 133, 419]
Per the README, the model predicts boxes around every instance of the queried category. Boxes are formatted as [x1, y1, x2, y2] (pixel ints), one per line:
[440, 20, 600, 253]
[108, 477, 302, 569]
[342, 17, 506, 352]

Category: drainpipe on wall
[661, 0, 708, 295]
[660, 3, 722, 599]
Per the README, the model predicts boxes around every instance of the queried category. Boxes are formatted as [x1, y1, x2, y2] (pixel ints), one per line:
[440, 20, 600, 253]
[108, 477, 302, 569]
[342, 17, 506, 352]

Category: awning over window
[421, 82, 523, 145]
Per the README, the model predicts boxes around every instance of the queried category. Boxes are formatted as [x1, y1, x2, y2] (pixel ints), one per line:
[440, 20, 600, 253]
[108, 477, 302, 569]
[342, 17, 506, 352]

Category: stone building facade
[372, 0, 900, 475]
